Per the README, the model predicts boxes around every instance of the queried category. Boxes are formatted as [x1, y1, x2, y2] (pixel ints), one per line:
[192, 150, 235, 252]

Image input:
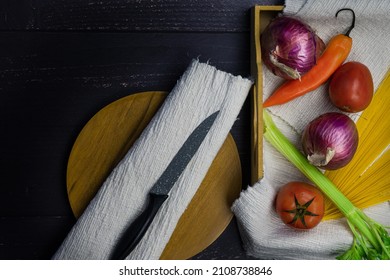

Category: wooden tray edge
[250, 5, 284, 185]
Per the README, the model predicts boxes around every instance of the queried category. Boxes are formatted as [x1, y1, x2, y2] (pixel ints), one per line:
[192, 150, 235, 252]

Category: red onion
[261, 16, 325, 80]
[302, 112, 358, 170]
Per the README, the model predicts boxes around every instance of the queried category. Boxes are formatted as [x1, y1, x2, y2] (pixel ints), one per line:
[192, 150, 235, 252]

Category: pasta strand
[324, 69, 390, 220]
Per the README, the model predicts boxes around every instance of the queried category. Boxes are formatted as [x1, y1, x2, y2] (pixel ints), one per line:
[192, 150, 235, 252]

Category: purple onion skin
[261, 16, 325, 80]
[302, 112, 359, 170]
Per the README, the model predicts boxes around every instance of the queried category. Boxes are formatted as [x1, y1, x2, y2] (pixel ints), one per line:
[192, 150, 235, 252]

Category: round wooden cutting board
[66, 91, 242, 259]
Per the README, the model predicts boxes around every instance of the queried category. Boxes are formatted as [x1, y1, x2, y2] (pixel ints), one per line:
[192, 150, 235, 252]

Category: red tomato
[329, 61, 373, 113]
[275, 181, 324, 229]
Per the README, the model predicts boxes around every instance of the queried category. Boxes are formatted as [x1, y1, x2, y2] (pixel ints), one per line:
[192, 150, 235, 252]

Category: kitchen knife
[111, 110, 219, 259]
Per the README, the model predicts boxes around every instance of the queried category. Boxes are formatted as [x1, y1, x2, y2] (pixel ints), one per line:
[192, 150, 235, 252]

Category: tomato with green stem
[275, 181, 325, 229]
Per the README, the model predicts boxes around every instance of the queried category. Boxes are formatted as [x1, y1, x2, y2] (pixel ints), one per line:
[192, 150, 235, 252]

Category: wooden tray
[66, 91, 242, 259]
[250, 5, 284, 184]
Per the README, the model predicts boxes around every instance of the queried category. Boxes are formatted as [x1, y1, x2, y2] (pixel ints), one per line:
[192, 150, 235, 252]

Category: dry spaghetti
[324, 69, 390, 220]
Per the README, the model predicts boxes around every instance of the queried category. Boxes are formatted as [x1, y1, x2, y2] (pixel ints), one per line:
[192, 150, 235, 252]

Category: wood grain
[67, 91, 166, 217]
[250, 5, 283, 184]
[66, 91, 242, 259]
[0, 0, 284, 32]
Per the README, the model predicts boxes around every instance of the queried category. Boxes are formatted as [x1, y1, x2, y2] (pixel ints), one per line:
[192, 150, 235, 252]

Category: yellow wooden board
[66, 91, 242, 259]
[250, 5, 284, 184]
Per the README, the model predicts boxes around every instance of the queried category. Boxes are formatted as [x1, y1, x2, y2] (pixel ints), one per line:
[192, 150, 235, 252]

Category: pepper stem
[336, 8, 355, 37]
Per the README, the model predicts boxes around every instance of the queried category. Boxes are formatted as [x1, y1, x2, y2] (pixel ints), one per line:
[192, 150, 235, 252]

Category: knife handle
[111, 193, 168, 260]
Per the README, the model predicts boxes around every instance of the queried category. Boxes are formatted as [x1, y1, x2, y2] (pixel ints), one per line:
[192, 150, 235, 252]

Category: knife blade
[111, 111, 219, 259]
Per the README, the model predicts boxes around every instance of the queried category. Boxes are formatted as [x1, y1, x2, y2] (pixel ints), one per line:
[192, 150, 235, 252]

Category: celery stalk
[263, 110, 390, 259]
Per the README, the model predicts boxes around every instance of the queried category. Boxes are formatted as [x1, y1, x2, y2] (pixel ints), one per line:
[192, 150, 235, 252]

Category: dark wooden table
[0, 0, 283, 260]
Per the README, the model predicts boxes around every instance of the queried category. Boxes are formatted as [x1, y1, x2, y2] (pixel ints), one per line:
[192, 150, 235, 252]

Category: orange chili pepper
[263, 8, 355, 108]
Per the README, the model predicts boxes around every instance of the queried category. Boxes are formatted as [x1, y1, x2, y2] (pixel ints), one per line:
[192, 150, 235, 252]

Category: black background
[0, 0, 283, 259]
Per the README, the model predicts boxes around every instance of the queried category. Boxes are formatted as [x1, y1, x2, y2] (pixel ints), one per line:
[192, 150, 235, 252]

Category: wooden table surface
[0, 0, 283, 260]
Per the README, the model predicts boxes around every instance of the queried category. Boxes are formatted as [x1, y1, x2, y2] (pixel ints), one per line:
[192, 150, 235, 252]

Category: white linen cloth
[232, 0, 390, 259]
[53, 60, 253, 259]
